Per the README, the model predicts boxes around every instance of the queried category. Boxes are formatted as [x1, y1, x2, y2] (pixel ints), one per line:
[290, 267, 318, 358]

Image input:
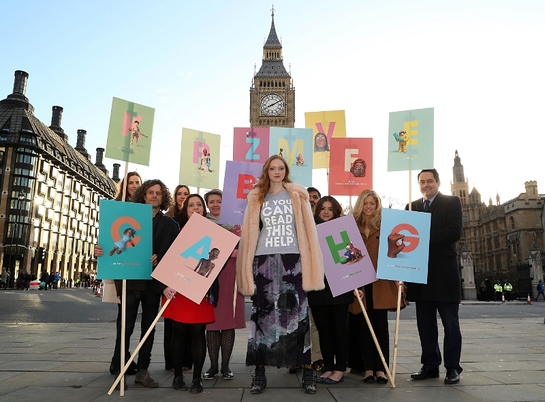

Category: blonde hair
[254, 155, 292, 204]
[353, 189, 382, 230]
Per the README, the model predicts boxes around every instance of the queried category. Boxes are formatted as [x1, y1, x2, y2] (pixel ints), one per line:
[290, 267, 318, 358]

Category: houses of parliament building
[451, 150, 544, 300]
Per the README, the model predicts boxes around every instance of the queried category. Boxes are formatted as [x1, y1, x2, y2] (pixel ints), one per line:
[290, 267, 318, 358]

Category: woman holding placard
[236, 155, 325, 395]
[96, 172, 142, 379]
[162, 194, 218, 394]
[307, 196, 353, 385]
[351, 189, 398, 384]
[164, 184, 191, 373]
[202, 189, 245, 380]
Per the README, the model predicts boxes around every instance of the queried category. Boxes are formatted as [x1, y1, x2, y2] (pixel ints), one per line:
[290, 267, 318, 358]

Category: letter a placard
[152, 213, 240, 304]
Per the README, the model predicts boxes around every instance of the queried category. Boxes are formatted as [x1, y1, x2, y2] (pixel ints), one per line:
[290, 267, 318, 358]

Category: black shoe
[251, 367, 267, 394]
[203, 369, 218, 380]
[376, 375, 388, 384]
[190, 379, 204, 394]
[222, 370, 234, 380]
[110, 360, 137, 375]
[363, 374, 375, 383]
[444, 368, 461, 384]
[172, 375, 188, 391]
[302, 368, 317, 394]
[411, 367, 439, 380]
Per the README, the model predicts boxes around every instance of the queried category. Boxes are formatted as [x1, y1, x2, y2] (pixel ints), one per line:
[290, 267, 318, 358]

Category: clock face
[260, 94, 285, 116]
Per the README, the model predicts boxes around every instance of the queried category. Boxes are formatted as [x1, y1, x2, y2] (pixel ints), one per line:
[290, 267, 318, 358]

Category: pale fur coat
[236, 182, 325, 295]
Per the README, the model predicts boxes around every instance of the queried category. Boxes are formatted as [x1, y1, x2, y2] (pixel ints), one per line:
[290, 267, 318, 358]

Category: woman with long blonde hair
[350, 189, 398, 384]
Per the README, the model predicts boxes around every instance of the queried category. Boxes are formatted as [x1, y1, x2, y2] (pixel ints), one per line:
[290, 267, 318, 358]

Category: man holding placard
[406, 169, 463, 385]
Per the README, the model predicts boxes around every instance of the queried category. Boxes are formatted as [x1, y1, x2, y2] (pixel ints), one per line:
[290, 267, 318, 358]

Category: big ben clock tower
[250, 7, 295, 128]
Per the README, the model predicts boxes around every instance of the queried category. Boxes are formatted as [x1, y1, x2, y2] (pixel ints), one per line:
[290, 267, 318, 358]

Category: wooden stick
[355, 290, 396, 388]
[108, 298, 172, 395]
[119, 280, 126, 396]
[391, 284, 403, 382]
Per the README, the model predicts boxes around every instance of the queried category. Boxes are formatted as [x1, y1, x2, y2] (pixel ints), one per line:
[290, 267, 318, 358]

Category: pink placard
[152, 213, 240, 304]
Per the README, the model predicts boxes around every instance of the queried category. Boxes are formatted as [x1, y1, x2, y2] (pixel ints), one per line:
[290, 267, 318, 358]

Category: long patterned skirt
[246, 254, 311, 368]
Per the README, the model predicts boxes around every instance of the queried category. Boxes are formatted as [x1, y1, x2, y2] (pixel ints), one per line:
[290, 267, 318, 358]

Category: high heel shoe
[203, 369, 219, 380]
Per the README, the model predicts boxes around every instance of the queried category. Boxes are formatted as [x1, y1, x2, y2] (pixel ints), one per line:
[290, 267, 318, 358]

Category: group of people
[98, 157, 464, 395]
[479, 277, 515, 301]
[96, 173, 245, 394]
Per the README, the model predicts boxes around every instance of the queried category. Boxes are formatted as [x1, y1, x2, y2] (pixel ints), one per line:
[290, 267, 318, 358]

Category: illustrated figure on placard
[386, 232, 405, 258]
[314, 132, 330, 152]
[350, 158, 367, 177]
[199, 149, 212, 172]
[296, 154, 305, 166]
[340, 242, 363, 264]
[393, 130, 408, 153]
[130, 120, 148, 146]
[194, 248, 220, 278]
[109, 227, 137, 256]
[278, 148, 284, 158]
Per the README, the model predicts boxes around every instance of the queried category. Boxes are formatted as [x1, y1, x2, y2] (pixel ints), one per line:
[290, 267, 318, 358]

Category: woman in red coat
[162, 194, 217, 394]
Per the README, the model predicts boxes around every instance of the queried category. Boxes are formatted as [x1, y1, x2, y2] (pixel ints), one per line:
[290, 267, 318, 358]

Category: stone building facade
[451, 150, 544, 299]
[0, 70, 119, 286]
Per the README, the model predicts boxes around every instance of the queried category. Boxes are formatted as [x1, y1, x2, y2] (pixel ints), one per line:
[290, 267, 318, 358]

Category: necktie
[424, 200, 430, 211]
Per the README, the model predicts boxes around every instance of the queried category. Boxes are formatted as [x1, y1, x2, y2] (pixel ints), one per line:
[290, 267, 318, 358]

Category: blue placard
[97, 200, 153, 280]
[377, 208, 431, 283]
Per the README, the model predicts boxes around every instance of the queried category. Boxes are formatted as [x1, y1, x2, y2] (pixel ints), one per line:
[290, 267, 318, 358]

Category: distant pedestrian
[536, 280, 545, 301]
[493, 281, 502, 301]
[503, 281, 513, 301]
[485, 277, 494, 302]
[40, 270, 49, 291]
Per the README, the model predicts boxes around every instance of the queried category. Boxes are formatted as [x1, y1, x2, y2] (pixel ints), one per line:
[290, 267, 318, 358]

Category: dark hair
[114, 171, 142, 201]
[418, 169, 440, 182]
[132, 179, 172, 211]
[314, 196, 343, 220]
[167, 184, 190, 218]
[307, 187, 321, 198]
[179, 194, 207, 227]
[314, 132, 330, 151]
[204, 189, 223, 205]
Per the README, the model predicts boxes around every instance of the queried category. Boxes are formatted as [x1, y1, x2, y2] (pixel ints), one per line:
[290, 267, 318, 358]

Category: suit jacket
[405, 192, 462, 303]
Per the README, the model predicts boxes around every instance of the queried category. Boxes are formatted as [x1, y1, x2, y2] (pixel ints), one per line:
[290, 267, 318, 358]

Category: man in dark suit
[406, 169, 463, 384]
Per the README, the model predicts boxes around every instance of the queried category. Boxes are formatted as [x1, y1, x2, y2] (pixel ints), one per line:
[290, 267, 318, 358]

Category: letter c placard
[111, 216, 142, 248]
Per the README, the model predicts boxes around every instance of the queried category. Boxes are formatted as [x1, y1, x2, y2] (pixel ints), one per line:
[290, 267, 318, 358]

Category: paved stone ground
[1, 310, 545, 401]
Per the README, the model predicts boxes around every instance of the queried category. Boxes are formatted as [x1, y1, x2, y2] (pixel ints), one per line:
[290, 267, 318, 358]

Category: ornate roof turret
[255, 6, 290, 78]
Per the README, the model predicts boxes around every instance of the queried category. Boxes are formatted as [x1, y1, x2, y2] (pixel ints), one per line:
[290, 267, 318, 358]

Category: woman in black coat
[307, 196, 353, 385]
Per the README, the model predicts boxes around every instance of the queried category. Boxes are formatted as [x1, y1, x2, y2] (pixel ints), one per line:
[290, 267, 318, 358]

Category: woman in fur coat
[236, 155, 324, 395]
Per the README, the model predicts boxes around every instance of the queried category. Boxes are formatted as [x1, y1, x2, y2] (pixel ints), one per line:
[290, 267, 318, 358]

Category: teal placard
[387, 107, 434, 172]
[105, 97, 155, 166]
[269, 127, 313, 187]
[97, 200, 153, 280]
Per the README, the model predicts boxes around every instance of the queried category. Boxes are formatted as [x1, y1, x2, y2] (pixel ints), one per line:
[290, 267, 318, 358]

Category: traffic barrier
[527, 293, 532, 305]
[501, 292, 505, 304]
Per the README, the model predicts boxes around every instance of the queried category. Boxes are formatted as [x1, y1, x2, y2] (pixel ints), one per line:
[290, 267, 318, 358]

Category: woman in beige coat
[236, 155, 324, 395]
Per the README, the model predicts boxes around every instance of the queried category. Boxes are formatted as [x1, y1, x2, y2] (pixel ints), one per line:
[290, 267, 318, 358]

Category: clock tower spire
[249, 7, 295, 128]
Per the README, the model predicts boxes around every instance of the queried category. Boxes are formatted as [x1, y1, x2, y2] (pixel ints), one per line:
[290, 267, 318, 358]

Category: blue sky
[2, 0, 544, 206]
